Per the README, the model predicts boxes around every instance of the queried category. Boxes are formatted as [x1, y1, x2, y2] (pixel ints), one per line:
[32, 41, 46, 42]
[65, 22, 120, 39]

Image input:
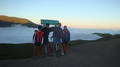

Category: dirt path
[0, 39, 120, 67]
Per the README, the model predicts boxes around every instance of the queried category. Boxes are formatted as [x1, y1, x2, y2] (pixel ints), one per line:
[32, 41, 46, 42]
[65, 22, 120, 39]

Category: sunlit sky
[0, 0, 120, 29]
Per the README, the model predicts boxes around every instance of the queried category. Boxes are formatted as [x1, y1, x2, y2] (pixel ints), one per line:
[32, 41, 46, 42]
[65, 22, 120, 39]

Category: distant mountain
[0, 15, 37, 28]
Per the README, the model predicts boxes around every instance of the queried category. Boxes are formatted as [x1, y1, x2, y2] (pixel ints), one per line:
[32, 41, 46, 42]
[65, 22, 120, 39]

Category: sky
[0, 0, 120, 29]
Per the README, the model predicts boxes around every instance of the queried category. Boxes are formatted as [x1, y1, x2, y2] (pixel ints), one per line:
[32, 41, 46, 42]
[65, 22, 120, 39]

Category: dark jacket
[63, 29, 70, 42]
[41, 27, 49, 38]
[41, 27, 50, 44]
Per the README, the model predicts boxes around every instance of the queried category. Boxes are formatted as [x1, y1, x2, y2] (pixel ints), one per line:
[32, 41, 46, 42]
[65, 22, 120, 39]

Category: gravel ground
[0, 39, 120, 67]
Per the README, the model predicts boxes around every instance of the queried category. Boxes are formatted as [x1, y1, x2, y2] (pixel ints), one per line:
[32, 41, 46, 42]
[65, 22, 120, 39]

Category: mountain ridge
[0, 15, 37, 28]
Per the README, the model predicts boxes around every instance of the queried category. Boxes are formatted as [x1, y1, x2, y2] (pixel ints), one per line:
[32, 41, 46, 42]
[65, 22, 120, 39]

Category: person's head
[38, 25, 42, 30]
[64, 26, 67, 29]
[35, 30, 37, 32]
[45, 23, 49, 28]
[55, 24, 57, 27]
[56, 23, 61, 27]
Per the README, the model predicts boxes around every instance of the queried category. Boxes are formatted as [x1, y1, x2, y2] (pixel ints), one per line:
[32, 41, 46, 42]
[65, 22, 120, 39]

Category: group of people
[33, 23, 70, 57]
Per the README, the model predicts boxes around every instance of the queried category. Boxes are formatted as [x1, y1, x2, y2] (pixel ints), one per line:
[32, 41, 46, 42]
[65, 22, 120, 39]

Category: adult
[62, 26, 70, 54]
[41, 23, 50, 56]
[33, 25, 44, 56]
[51, 23, 64, 56]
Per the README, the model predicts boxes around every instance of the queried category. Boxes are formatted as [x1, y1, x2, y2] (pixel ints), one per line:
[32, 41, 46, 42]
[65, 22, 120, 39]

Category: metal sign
[41, 19, 59, 25]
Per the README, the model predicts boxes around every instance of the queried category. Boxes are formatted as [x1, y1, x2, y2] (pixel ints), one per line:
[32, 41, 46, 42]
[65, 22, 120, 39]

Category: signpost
[41, 19, 59, 25]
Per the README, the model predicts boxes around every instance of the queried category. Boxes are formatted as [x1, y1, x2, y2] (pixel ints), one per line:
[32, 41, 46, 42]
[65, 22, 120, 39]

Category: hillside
[0, 15, 37, 28]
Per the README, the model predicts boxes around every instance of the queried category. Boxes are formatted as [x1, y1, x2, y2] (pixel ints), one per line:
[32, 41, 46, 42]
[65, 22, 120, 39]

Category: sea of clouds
[0, 25, 120, 44]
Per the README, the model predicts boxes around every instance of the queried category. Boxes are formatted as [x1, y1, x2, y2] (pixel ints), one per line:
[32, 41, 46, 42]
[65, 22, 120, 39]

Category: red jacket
[33, 30, 44, 43]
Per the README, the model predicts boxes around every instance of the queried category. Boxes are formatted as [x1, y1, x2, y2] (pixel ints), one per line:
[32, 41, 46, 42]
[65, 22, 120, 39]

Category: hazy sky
[0, 0, 120, 29]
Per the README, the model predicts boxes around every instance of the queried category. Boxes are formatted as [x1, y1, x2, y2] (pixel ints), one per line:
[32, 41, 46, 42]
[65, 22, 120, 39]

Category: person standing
[41, 23, 50, 56]
[62, 26, 70, 54]
[51, 23, 64, 57]
[33, 25, 44, 57]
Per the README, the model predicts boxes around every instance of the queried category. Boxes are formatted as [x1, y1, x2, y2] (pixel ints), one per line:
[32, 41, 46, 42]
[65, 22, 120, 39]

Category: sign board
[41, 19, 59, 25]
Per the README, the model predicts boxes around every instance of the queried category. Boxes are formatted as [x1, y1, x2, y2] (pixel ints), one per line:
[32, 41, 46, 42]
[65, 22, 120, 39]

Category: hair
[35, 30, 37, 31]
[57, 23, 61, 27]
[46, 23, 49, 26]
[38, 25, 42, 30]
[64, 25, 67, 28]
[58, 23, 61, 25]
